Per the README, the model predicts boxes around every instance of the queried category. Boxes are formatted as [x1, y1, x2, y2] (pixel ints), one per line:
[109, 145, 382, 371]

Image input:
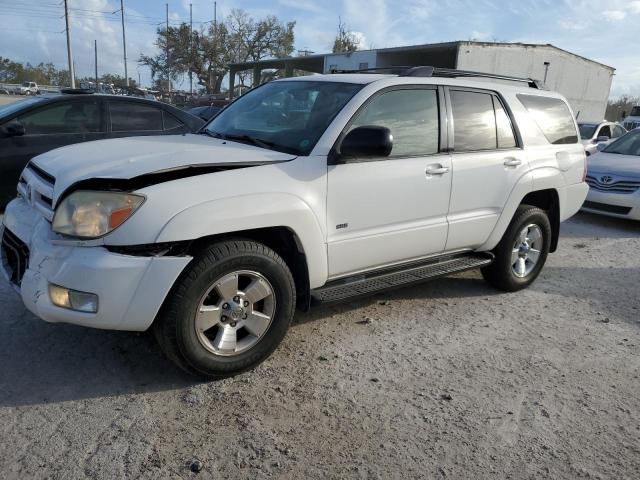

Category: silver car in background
[583, 129, 640, 220]
[578, 121, 626, 156]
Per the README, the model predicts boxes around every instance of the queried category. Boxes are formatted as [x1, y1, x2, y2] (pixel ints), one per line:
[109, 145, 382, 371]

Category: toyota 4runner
[1, 67, 589, 377]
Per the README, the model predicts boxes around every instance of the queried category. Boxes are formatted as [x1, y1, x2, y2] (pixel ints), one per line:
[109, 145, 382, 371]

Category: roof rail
[329, 66, 413, 75]
[401, 66, 546, 89]
[329, 65, 546, 89]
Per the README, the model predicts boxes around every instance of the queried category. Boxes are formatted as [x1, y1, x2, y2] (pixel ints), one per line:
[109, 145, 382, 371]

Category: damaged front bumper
[1, 197, 192, 331]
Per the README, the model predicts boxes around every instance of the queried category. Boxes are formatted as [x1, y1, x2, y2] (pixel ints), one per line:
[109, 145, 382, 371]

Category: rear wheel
[154, 239, 296, 378]
[481, 205, 551, 291]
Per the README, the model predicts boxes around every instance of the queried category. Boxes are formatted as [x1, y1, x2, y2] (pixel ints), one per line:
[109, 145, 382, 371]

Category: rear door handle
[425, 165, 449, 176]
[503, 157, 522, 167]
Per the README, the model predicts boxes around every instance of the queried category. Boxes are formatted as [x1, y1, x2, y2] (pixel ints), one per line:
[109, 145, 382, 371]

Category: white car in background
[584, 129, 640, 220]
[578, 121, 626, 156]
[15, 82, 39, 95]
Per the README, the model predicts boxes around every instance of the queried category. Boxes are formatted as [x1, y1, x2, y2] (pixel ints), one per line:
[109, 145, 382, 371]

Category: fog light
[48, 284, 99, 313]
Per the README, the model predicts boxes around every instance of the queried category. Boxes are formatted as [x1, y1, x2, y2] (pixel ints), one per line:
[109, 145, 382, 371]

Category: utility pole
[166, 3, 171, 93]
[213, 1, 217, 94]
[120, 0, 128, 86]
[94, 40, 98, 92]
[189, 3, 193, 94]
[63, 0, 75, 88]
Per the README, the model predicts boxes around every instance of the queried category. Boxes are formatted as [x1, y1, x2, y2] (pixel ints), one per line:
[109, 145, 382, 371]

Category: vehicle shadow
[293, 272, 497, 326]
[0, 294, 196, 407]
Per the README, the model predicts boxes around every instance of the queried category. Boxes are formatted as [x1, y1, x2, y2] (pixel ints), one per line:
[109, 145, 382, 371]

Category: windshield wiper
[221, 133, 277, 150]
[199, 129, 221, 138]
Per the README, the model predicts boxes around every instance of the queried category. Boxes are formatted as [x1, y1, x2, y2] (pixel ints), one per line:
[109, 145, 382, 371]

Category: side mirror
[596, 142, 607, 152]
[596, 135, 610, 143]
[339, 126, 393, 160]
[2, 121, 25, 137]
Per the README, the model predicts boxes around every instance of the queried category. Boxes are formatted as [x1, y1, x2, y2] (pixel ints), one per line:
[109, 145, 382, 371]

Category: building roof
[229, 41, 615, 73]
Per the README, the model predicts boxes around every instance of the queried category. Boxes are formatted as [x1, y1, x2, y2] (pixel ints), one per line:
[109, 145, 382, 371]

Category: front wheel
[154, 239, 296, 378]
[481, 205, 551, 292]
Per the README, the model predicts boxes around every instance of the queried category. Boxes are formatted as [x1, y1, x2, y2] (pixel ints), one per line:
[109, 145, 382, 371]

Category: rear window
[518, 94, 578, 145]
[109, 102, 163, 132]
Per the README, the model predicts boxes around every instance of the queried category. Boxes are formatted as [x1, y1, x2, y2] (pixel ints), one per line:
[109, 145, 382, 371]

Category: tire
[481, 205, 551, 292]
[154, 239, 296, 378]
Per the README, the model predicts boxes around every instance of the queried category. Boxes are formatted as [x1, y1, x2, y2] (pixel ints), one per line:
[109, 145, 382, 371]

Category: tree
[332, 18, 359, 54]
[138, 9, 295, 94]
[606, 94, 639, 121]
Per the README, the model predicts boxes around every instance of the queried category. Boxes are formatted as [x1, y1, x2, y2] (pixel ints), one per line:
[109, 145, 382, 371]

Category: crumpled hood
[30, 133, 296, 199]
[588, 152, 640, 178]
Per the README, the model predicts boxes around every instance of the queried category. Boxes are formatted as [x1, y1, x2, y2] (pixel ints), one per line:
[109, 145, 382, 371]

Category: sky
[0, 0, 638, 98]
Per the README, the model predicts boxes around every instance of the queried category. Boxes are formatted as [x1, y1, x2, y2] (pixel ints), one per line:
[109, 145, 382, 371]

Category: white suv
[1, 67, 588, 377]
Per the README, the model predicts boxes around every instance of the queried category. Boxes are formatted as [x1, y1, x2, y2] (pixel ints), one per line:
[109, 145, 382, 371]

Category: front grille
[585, 175, 640, 194]
[583, 201, 632, 215]
[1, 228, 30, 286]
[26, 162, 56, 185]
[18, 163, 56, 221]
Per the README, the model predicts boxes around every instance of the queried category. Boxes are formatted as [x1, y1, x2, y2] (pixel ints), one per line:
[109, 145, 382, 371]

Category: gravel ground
[1, 212, 639, 479]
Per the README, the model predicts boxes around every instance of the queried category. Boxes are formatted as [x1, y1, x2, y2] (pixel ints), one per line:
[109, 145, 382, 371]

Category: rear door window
[109, 102, 163, 132]
[517, 94, 578, 144]
[450, 90, 517, 151]
[612, 125, 625, 138]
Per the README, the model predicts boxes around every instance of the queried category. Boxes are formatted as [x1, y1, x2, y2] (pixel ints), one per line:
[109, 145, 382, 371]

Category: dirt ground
[0, 211, 639, 479]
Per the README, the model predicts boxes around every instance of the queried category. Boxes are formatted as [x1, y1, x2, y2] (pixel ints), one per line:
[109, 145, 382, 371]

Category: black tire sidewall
[490, 207, 552, 290]
[174, 245, 295, 376]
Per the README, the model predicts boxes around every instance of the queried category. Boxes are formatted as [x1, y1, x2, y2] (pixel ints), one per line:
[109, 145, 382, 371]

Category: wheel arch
[478, 184, 560, 253]
[154, 193, 328, 290]
[519, 189, 560, 252]
[186, 226, 312, 311]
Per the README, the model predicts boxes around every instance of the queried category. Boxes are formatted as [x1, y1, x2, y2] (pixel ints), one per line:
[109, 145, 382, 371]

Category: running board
[311, 252, 494, 304]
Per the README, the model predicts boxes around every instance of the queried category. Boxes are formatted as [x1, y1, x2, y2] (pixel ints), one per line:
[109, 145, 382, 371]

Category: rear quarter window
[517, 94, 578, 145]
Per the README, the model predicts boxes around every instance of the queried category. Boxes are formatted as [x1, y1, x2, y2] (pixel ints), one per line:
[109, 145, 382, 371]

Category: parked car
[583, 129, 640, 220]
[15, 82, 39, 95]
[0, 92, 204, 210]
[187, 105, 223, 121]
[1, 67, 588, 377]
[578, 121, 626, 155]
[622, 106, 640, 131]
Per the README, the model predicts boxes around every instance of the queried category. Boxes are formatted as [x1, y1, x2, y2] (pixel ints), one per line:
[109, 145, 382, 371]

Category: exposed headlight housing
[52, 191, 145, 239]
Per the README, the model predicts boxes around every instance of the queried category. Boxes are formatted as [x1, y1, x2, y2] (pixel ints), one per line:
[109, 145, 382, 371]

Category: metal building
[229, 41, 614, 121]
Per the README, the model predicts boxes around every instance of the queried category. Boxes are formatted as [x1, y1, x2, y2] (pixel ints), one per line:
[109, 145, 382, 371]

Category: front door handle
[504, 157, 522, 167]
[425, 164, 450, 176]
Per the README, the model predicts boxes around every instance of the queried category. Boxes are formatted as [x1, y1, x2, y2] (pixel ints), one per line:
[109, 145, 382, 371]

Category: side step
[311, 252, 494, 304]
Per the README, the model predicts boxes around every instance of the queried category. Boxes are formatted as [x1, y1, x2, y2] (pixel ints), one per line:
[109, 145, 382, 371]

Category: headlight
[52, 191, 145, 239]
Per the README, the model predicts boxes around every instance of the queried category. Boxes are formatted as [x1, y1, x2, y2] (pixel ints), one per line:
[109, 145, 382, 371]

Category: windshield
[603, 130, 640, 156]
[204, 80, 363, 155]
[21, 82, 30, 87]
[630, 106, 640, 117]
[578, 123, 597, 140]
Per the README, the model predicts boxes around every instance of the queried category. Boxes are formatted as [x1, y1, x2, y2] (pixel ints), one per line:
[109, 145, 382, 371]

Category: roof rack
[60, 88, 95, 95]
[330, 65, 546, 89]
